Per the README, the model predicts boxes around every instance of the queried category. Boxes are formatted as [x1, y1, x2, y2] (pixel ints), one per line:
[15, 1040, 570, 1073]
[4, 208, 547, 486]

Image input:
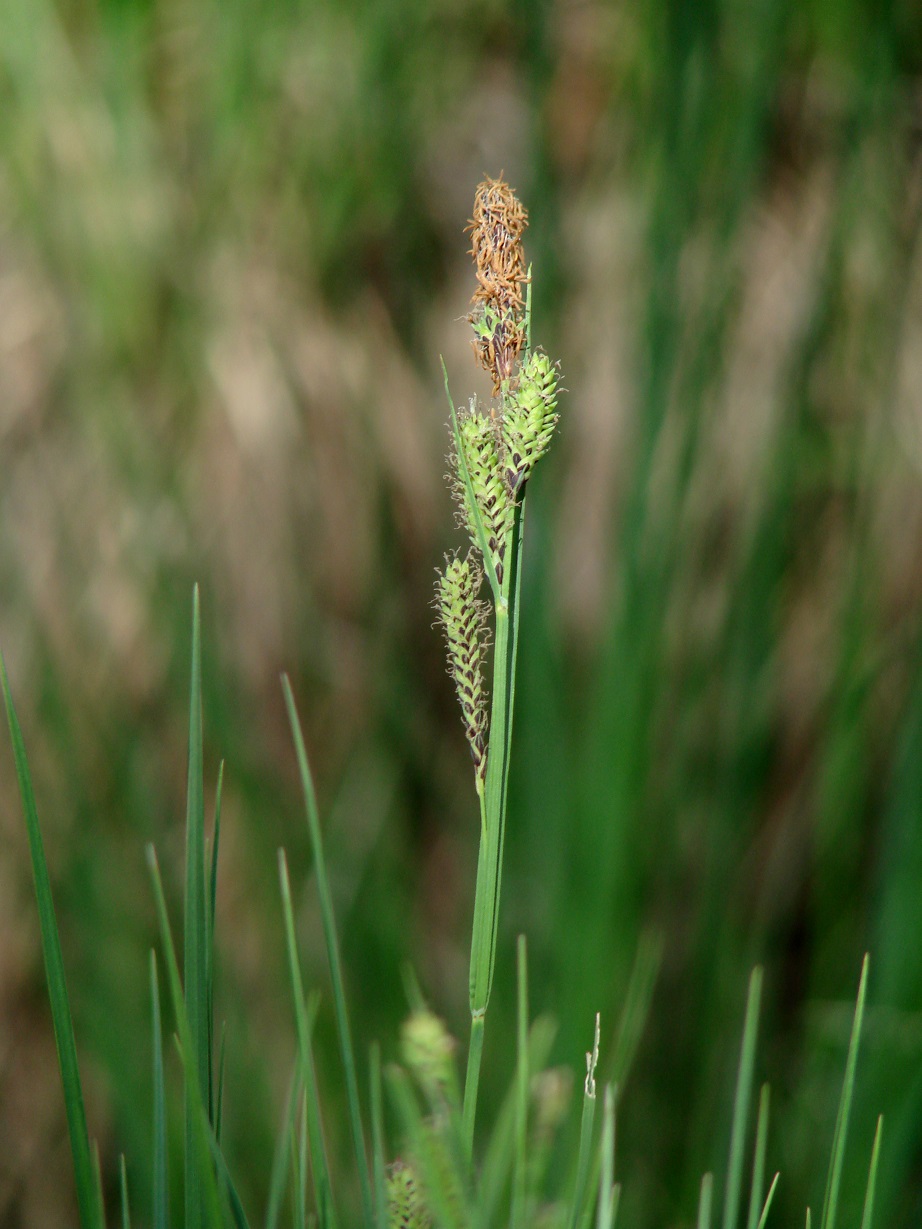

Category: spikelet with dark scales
[466, 177, 529, 394]
[451, 400, 514, 584]
[386, 1161, 431, 1229]
[434, 553, 489, 781]
[500, 349, 560, 494]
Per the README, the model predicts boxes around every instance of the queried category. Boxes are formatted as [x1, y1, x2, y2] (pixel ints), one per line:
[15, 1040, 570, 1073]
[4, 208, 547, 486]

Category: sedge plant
[433, 176, 561, 1151]
[0, 179, 888, 1229]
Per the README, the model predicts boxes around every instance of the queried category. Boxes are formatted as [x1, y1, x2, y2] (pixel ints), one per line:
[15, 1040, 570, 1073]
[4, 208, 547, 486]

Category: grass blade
[120, 1153, 132, 1229]
[512, 935, 529, 1229]
[859, 1116, 883, 1229]
[698, 1174, 714, 1229]
[722, 968, 763, 1229]
[0, 651, 103, 1229]
[745, 1085, 770, 1229]
[757, 1174, 780, 1229]
[184, 586, 210, 1229]
[568, 1012, 600, 1229]
[265, 1066, 299, 1229]
[207, 761, 225, 1127]
[479, 1017, 557, 1225]
[279, 849, 336, 1227]
[147, 845, 224, 1229]
[596, 1085, 615, 1229]
[281, 677, 373, 1225]
[820, 955, 870, 1229]
[370, 1044, 388, 1229]
[150, 951, 169, 1229]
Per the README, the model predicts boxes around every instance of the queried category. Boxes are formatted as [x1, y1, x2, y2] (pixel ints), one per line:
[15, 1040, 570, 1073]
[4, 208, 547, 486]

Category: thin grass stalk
[91, 1142, 105, 1229]
[281, 677, 374, 1223]
[146, 846, 224, 1228]
[150, 952, 168, 1229]
[757, 1174, 780, 1229]
[207, 761, 225, 1127]
[265, 1068, 299, 1229]
[859, 1116, 883, 1229]
[0, 651, 103, 1229]
[370, 1044, 388, 1229]
[568, 1013, 600, 1229]
[478, 1018, 557, 1224]
[183, 586, 209, 1229]
[464, 494, 527, 1149]
[722, 968, 763, 1229]
[511, 936, 529, 1229]
[596, 1086, 615, 1229]
[119, 1154, 131, 1229]
[278, 850, 336, 1227]
[296, 1091, 309, 1229]
[745, 1085, 770, 1229]
[698, 1174, 714, 1229]
[820, 955, 870, 1229]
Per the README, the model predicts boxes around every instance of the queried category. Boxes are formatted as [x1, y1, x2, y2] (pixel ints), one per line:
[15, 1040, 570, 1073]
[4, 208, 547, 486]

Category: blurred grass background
[1, 0, 922, 1224]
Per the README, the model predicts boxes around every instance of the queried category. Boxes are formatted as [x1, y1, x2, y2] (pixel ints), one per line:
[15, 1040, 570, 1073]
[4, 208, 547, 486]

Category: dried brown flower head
[466, 176, 529, 395]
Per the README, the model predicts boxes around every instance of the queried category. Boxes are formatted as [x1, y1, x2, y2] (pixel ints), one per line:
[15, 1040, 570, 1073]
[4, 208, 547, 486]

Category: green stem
[463, 496, 527, 1145]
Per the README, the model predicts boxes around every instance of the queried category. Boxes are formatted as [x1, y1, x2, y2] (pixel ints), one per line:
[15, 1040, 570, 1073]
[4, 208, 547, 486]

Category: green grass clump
[1, 180, 890, 1228]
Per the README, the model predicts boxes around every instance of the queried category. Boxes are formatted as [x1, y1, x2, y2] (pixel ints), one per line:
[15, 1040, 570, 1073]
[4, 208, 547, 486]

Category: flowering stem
[463, 495, 527, 1148]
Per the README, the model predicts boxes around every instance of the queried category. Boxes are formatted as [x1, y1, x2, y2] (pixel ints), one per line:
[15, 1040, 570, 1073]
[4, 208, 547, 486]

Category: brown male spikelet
[466, 176, 529, 395]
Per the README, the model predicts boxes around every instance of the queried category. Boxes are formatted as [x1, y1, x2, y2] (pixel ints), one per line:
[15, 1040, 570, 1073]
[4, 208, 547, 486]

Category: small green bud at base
[386, 1161, 431, 1229]
[401, 1010, 457, 1094]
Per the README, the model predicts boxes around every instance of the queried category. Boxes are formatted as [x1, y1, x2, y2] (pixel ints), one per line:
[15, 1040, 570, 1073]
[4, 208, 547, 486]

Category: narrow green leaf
[209, 1131, 251, 1229]
[147, 845, 224, 1229]
[820, 955, 869, 1229]
[184, 586, 209, 1229]
[150, 952, 169, 1229]
[723, 968, 763, 1229]
[479, 1017, 556, 1225]
[568, 1013, 601, 1229]
[120, 1153, 132, 1229]
[265, 1067, 300, 1229]
[91, 1141, 105, 1229]
[278, 849, 336, 1228]
[370, 1044, 388, 1229]
[745, 1085, 770, 1229]
[215, 1022, 227, 1147]
[698, 1174, 714, 1229]
[757, 1174, 780, 1229]
[859, 1116, 883, 1229]
[295, 1091, 309, 1229]
[0, 651, 101, 1229]
[511, 936, 529, 1229]
[282, 679, 373, 1225]
[596, 1086, 615, 1229]
[207, 761, 225, 1127]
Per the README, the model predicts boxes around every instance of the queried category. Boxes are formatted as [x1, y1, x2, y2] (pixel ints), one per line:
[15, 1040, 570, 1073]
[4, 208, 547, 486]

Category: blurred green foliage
[2, 0, 922, 1224]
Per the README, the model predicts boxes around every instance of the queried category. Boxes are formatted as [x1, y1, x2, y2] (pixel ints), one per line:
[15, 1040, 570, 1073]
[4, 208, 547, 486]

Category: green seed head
[386, 1161, 431, 1229]
[501, 349, 560, 494]
[401, 1009, 457, 1094]
[451, 400, 514, 583]
[434, 552, 489, 781]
